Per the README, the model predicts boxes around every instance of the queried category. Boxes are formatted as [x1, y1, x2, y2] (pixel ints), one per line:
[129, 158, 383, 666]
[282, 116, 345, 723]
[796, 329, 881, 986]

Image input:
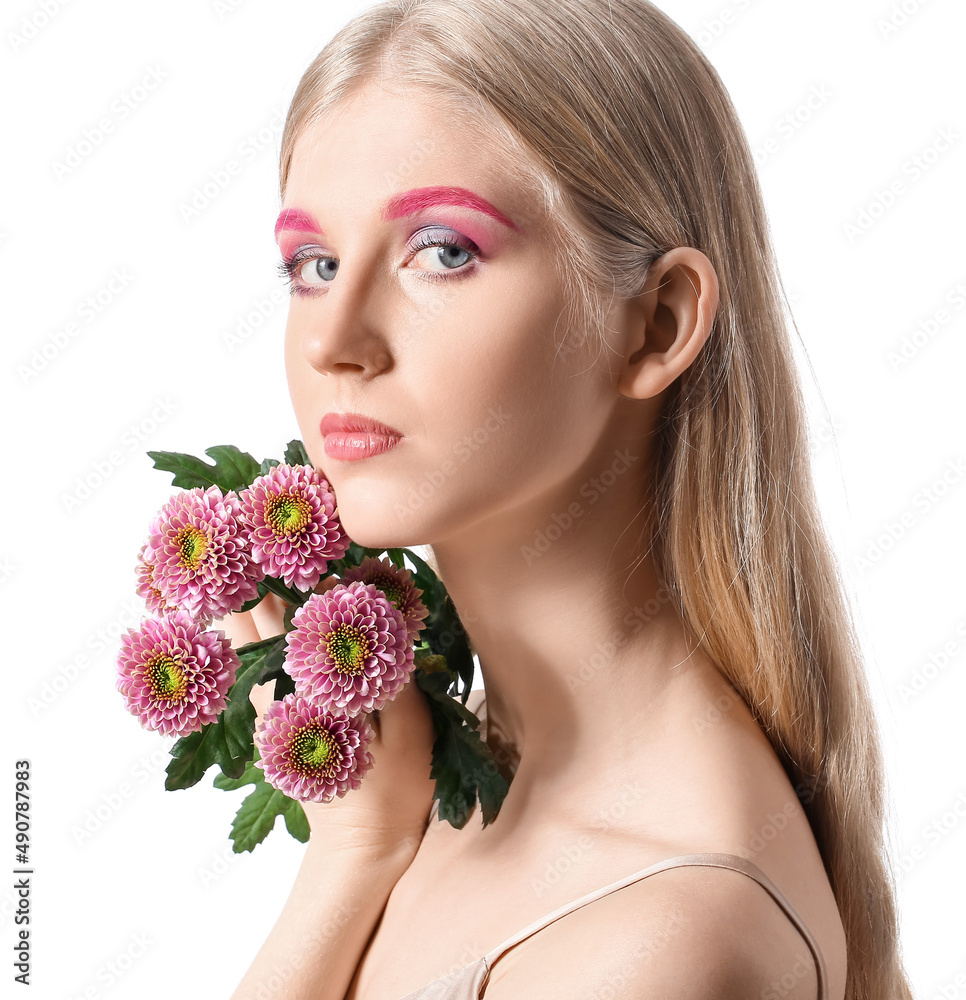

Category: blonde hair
[278, 1, 914, 996]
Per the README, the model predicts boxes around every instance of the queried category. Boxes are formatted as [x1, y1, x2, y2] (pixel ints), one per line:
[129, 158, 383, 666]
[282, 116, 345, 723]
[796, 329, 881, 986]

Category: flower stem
[260, 576, 304, 606]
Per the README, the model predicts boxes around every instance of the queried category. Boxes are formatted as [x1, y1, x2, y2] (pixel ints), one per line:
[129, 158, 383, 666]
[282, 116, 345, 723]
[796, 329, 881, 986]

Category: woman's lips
[322, 431, 402, 461]
[319, 412, 403, 462]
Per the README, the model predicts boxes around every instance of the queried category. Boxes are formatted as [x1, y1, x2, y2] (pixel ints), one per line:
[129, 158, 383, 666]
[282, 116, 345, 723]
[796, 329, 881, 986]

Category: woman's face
[281, 78, 625, 548]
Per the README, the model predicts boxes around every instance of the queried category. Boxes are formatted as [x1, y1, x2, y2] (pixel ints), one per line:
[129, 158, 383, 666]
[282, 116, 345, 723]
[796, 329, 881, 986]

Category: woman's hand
[213, 575, 438, 862]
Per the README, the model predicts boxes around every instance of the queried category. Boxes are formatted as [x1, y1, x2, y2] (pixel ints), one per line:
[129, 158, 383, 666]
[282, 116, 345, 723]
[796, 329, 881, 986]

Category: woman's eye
[280, 230, 479, 297]
[412, 243, 473, 271]
[298, 256, 338, 284]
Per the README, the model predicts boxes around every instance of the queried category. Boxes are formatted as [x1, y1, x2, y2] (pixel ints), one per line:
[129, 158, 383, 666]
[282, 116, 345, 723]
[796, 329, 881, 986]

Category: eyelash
[276, 230, 481, 299]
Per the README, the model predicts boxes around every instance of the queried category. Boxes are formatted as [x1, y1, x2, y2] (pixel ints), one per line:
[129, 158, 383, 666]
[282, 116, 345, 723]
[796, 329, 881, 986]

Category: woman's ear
[614, 246, 719, 401]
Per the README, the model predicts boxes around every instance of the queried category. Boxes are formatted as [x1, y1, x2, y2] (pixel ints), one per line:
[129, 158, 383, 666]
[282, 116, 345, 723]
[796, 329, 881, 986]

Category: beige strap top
[396, 849, 829, 999]
[397, 693, 829, 998]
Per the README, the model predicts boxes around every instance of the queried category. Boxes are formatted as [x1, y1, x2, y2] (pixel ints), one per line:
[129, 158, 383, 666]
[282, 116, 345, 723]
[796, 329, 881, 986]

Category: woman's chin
[334, 504, 423, 553]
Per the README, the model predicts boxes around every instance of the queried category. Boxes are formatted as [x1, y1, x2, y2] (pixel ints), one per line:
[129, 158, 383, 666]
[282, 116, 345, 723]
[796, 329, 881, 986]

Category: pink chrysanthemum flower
[144, 485, 264, 625]
[116, 611, 239, 737]
[134, 543, 179, 617]
[339, 556, 429, 639]
[254, 694, 374, 803]
[284, 581, 415, 716]
[238, 463, 350, 592]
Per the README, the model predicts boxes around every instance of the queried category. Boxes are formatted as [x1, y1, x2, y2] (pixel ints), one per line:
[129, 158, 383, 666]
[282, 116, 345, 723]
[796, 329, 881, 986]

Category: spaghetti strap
[413, 701, 829, 998]
[477, 852, 829, 999]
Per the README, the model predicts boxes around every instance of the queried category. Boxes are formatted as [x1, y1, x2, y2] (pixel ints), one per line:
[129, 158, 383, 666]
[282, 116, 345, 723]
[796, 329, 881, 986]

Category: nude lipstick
[320, 412, 403, 461]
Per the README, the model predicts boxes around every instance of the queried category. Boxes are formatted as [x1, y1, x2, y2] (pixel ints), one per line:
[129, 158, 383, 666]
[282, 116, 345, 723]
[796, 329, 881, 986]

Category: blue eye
[298, 256, 338, 284]
[276, 244, 336, 297]
[409, 229, 477, 274]
[277, 228, 480, 298]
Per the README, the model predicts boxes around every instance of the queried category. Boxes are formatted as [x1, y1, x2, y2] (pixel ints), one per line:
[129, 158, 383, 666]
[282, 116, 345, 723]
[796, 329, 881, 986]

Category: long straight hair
[277, 2, 914, 996]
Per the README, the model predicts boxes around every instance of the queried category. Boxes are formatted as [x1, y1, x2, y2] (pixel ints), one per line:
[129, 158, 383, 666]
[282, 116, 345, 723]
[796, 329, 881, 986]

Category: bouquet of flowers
[115, 440, 509, 853]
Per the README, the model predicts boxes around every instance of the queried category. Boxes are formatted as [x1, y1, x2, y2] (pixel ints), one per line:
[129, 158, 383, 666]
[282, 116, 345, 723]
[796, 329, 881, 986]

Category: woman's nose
[296, 274, 392, 377]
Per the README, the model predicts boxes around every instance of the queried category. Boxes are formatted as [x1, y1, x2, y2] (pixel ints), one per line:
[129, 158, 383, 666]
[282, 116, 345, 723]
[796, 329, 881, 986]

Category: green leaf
[397, 547, 436, 586]
[385, 548, 407, 571]
[259, 457, 281, 475]
[392, 548, 473, 702]
[146, 444, 261, 492]
[212, 757, 261, 792]
[165, 721, 240, 790]
[223, 643, 270, 762]
[273, 671, 295, 700]
[344, 541, 369, 567]
[235, 634, 285, 656]
[283, 439, 310, 467]
[234, 776, 309, 852]
[214, 757, 310, 853]
[282, 799, 311, 841]
[416, 669, 509, 829]
[254, 635, 288, 685]
[201, 445, 262, 491]
[147, 449, 223, 490]
[400, 548, 442, 621]
[417, 668, 483, 728]
[327, 542, 372, 578]
[260, 575, 303, 605]
[163, 636, 276, 791]
[229, 781, 305, 852]
[424, 592, 475, 704]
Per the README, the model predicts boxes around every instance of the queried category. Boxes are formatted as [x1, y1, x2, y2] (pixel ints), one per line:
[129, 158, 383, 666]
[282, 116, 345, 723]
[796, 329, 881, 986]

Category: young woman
[222, 1, 914, 997]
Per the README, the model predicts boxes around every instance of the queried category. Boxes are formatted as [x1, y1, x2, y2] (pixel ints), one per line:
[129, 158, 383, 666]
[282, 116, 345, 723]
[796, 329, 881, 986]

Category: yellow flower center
[146, 654, 188, 702]
[265, 492, 312, 537]
[176, 526, 209, 571]
[325, 623, 369, 676]
[290, 724, 339, 775]
[368, 573, 404, 611]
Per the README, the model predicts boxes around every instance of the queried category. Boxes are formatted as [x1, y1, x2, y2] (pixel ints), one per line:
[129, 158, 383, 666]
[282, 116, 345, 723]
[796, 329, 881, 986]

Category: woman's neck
[426, 451, 721, 828]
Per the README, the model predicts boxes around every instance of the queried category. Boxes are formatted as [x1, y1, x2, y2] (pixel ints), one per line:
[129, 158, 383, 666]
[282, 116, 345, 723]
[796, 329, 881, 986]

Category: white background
[3, 1, 964, 997]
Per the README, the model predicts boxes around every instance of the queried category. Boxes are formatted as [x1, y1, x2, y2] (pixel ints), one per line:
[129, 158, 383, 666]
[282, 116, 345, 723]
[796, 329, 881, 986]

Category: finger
[314, 574, 340, 594]
[249, 679, 276, 720]
[250, 591, 288, 640]
[372, 676, 431, 741]
[213, 609, 261, 647]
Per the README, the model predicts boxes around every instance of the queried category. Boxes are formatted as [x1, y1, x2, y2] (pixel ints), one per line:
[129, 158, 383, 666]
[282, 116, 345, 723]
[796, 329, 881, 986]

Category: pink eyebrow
[382, 186, 521, 231]
[274, 208, 321, 240]
[274, 186, 521, 243]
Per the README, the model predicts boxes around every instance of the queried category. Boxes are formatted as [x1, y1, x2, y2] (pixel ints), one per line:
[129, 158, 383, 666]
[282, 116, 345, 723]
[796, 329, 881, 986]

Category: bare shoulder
[482, 863, 824, 999]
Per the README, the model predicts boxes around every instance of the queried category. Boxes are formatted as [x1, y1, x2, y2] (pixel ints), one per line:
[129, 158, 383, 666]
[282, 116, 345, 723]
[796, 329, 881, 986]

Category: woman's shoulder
[432, 688, 846, 999]
[481, 855, 834, 999]
[470, 683, 845, 999]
